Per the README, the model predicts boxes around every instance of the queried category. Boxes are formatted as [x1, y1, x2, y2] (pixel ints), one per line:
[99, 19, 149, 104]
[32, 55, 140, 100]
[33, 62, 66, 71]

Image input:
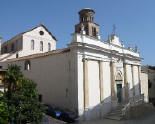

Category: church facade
[0, 8, 143, 120]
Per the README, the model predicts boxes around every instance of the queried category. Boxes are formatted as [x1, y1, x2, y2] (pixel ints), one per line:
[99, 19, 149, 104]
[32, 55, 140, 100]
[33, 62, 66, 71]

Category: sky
[0, 0, 154, 65]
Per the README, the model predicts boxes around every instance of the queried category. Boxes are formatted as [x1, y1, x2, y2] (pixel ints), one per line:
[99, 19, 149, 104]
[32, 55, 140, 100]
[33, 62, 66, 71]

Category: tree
[2, 64, 44, 124]
[0, 91, 9, 124]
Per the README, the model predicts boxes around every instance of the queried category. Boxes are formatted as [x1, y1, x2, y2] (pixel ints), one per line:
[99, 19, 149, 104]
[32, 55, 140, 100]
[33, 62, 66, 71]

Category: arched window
[40, 41, 43, 51]
[92, 27, 97, 37]
[31, 40, 35, 50]
[48, 43, 51, 51]
[24, 60, 31, 70]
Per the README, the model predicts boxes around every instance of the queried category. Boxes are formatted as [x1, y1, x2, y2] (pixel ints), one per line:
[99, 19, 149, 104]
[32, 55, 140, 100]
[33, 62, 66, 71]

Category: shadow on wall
[78, 83, 142, 120]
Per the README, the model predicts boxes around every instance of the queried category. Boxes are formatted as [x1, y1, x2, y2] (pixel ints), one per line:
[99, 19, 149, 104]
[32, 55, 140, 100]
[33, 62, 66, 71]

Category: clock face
[39, 31, 44, 35]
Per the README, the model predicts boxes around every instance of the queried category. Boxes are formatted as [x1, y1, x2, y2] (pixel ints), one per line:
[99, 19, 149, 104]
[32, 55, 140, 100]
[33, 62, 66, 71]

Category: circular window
[39, 31, 44, 35]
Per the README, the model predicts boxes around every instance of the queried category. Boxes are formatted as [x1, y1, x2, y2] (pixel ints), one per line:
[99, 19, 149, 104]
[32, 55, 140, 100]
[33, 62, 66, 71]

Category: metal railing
[122, 94, 144, 116]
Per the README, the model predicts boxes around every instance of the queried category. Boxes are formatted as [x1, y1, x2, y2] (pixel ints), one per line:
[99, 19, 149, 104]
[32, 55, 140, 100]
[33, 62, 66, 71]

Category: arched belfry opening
[75, 8, 100, 38]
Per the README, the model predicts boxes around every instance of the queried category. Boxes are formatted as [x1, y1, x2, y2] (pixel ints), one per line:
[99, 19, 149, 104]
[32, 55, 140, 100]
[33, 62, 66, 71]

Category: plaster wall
[77, 58, 114, 120]
[1, 52, 76, 111]
[148, 70, 155, 99]
[134, 66, 140, 96]
[102, 62, 111, 102]
[1, 37, 22, 54]
[88, 60, 100, 107]
[140, 72, 149, 102]
[126, 64, 133, 97]
[22, 26, 56, 57]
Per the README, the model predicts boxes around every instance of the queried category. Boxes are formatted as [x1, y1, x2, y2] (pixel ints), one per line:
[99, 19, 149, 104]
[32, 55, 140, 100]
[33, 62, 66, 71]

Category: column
[123, 63, 129, 100]
[83, 59, 89, 108]
[131, 65, 136, 96]
[99, 61, 104, 102]
[110, 62, 116, 100]
[138, 65, 141, 95]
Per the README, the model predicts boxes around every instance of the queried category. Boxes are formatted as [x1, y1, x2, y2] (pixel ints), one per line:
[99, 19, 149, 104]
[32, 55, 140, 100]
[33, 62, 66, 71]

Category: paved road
[74, 112, 155, 124]
[41, 115, 66, 124]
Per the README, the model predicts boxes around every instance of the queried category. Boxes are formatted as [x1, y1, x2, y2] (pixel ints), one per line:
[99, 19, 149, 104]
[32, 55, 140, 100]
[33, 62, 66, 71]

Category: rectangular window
[48, 43, 51, 51]
[11, 43, 15, 51]
[40, 41, 43, 51]
[16, 40, 18, 51]
[31, 40, 34, 50]
[92, 27, 97, 37]
[39, 94, 42, 102]
[5, 46, 8, 53]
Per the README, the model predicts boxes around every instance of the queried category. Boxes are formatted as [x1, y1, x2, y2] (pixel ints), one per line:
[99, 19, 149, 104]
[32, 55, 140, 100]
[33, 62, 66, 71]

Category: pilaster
[138, 65, 141, 95]
[83, 59, 89, 108]
[110, 61, 116, 100]
[99, 61, 104, 102]
[131, 65, 136, 96]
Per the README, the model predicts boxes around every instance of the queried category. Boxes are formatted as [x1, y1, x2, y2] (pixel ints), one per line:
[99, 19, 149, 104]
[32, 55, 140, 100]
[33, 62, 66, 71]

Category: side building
[142, 66, 155, 105]
[0, 24, 57, 61]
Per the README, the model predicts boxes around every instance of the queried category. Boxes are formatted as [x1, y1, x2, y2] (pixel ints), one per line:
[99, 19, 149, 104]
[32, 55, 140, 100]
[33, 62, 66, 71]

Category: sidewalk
[74, 112, 155, 124]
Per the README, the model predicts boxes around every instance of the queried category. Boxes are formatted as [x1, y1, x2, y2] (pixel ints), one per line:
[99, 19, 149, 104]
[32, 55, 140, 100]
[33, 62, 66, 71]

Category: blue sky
[0, 0, 154, 65]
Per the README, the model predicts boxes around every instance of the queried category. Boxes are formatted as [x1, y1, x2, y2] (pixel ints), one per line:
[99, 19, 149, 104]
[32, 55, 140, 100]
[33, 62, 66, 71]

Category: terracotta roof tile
[5, 48, 70, 62]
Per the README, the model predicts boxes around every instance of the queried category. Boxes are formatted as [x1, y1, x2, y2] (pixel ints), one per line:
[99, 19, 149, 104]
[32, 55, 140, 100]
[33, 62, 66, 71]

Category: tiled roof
[5, 48, 70, 62]
[0, 51, 20, 61]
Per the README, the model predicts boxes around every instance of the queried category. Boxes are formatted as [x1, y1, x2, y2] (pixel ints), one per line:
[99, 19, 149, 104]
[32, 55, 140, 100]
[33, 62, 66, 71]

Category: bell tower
[75, 8, 100, 38]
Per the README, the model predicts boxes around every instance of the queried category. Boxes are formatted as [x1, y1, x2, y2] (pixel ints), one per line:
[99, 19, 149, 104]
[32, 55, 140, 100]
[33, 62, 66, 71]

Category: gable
[23, 24, 57, 41]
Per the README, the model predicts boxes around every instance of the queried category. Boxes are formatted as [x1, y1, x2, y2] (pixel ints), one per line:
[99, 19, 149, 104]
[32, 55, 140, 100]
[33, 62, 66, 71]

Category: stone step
[107, 111, 122, 116]
[104, 105, 124, 120]
[116, 106, 123, 109]
[105, 114, 123, 120]
[111, 109, 122, 113]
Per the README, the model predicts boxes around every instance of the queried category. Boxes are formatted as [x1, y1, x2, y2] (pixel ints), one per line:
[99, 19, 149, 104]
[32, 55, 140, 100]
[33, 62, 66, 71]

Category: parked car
[43, 104, 76, 123]
[59, 111, 76, 123]
[44, 104, 61, 119]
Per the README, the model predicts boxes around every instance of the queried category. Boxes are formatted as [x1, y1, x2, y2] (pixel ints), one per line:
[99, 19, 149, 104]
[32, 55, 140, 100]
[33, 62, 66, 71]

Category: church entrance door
[117, 84, 122, 103]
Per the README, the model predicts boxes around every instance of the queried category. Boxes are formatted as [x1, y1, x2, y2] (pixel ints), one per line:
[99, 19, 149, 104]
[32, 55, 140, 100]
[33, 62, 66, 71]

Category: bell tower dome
[75, 8, 100, 38]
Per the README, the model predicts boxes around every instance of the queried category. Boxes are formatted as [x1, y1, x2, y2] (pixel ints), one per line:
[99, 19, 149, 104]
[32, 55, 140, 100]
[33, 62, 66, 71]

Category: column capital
[82, 58, 88, 62]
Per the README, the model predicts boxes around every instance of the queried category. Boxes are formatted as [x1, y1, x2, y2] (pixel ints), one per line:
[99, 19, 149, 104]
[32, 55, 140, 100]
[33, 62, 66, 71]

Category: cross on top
[112, 24, 116, 34]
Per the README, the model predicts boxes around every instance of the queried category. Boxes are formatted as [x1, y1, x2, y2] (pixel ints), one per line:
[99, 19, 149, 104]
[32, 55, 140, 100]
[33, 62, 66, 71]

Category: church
[0, 8, 144, 120]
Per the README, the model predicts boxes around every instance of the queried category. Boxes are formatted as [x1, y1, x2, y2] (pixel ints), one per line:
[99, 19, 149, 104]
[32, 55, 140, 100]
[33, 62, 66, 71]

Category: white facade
[0, 33, 142, 120]
[67, 33, 142, 120]
[21, 26, 56, 56]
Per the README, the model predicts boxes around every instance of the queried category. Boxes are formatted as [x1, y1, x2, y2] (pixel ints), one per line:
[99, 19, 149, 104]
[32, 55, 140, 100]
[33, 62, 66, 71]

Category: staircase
[105, 104, 124, 120]
[105, 94, 145, 120]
